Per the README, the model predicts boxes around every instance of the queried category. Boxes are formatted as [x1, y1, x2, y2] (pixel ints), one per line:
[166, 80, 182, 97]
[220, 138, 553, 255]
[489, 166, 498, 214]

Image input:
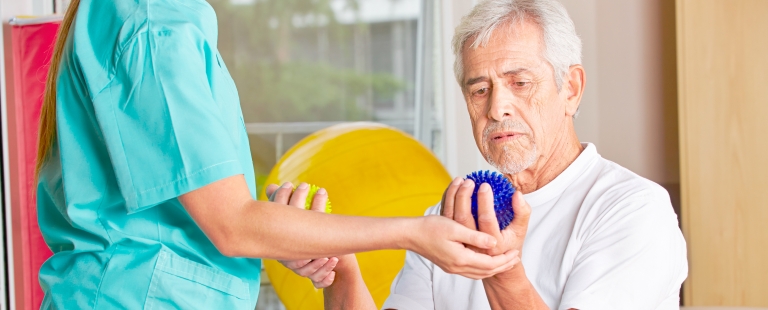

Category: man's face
[461, 19, 568, 175]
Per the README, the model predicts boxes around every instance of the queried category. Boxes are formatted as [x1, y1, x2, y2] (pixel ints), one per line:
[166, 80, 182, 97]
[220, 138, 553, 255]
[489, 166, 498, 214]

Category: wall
[677, 0, 768, 305]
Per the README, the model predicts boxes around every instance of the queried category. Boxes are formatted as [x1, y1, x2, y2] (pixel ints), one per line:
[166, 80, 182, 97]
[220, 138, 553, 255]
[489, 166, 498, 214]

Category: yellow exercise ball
[259, 122, 451, 310]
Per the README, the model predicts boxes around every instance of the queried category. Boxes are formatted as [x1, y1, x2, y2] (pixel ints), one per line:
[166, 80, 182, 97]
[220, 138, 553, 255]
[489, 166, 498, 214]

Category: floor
[254, 269, 286, 310]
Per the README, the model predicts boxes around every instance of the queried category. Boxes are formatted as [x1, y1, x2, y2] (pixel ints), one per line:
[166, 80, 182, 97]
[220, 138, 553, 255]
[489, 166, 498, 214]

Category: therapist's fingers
[272, 182, 295, 205]
[265, 184, 280, 201]
[448, 249, 520, 280]
[309, 188, 329, 213]
[308, 257, 339, 287]
[453, 179, 477, 230]
[288, 183, 310, 209]
[291, 258, 330, 277]
[441, 177, 464, 219]
[313, 271, 336, 289]
[481, 249, 520, 278]
[280, 259, 311, 270]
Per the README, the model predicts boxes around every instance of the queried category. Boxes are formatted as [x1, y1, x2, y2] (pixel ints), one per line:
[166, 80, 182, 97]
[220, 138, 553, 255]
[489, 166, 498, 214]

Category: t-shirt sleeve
[382, 205, 441, 310]
[382, 250, 435, 310]
[558, 187, 688, 310]
[93, 25, 243, 213]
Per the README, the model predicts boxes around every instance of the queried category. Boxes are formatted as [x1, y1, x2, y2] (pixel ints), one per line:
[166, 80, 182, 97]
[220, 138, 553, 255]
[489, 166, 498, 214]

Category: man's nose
[487, 84, 515, 121]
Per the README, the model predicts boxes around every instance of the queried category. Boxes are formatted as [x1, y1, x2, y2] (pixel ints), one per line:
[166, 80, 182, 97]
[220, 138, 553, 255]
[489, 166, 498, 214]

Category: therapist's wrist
[393, 217, 421, 252]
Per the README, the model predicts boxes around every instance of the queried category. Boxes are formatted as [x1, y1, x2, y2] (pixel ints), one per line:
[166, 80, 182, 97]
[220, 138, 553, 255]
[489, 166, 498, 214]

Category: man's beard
[481, 119, 538, 175]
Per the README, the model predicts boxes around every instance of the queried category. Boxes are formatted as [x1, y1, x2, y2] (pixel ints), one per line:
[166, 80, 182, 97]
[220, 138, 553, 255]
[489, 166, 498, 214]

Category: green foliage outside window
[209, 0, 405, 123]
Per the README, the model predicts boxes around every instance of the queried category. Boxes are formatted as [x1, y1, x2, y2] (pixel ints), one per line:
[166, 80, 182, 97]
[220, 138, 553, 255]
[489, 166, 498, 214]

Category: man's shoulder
[581, 157, 674, 222]
[591, 157, 670, 204]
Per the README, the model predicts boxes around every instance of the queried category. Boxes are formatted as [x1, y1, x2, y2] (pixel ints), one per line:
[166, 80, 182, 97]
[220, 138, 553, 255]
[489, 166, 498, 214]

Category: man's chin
[484, 150, 537, 175]
[492, 163, 528, 176]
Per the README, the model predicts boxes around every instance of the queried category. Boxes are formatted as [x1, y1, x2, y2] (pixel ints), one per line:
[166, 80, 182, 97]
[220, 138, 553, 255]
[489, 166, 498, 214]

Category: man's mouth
[490, 131, 522, 143]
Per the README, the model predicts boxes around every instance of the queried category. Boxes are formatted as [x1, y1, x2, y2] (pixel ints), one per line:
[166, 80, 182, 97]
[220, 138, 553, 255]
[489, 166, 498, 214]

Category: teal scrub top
[36, 0, 261, 308]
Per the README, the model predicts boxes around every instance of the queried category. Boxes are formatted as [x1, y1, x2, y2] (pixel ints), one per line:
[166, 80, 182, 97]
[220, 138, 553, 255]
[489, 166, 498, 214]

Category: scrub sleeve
[98, 25, 243, 214]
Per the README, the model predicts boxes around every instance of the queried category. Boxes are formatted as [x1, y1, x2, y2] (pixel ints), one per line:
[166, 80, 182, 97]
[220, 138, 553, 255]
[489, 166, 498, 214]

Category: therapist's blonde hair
[36, 0, 81, 180]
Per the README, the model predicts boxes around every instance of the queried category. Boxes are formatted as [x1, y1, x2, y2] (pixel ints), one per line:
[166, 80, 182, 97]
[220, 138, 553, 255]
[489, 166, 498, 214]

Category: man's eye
[474, 88, 489, 96]
[515, 81, 529, 87]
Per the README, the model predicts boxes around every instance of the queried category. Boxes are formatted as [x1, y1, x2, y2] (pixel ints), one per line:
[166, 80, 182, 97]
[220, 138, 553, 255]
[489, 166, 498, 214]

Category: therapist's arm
[178, 175, 519, 280]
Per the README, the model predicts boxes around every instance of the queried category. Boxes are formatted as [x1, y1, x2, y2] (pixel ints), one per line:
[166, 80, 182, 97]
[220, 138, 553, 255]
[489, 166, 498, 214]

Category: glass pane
[209, 0, 428, 190]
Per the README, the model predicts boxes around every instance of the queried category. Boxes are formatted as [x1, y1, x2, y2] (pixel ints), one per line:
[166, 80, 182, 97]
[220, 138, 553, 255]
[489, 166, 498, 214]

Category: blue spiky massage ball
[465, 170, 515, 230]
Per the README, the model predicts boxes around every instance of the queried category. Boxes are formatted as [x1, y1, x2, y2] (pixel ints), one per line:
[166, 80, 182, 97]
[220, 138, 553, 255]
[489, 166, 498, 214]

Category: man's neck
[507, 128, 583, 194]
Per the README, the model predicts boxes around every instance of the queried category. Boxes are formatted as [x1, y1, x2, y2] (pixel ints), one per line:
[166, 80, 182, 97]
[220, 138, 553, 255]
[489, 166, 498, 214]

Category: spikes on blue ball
[465, 170, 515, 230]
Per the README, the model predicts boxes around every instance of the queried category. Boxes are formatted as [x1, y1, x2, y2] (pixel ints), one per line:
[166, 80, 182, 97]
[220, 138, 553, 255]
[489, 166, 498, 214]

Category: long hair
[35, 0, 81, 180]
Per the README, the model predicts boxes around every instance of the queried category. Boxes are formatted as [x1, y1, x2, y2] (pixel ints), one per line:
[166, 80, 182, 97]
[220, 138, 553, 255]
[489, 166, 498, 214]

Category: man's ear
[562, 64, 586, 117]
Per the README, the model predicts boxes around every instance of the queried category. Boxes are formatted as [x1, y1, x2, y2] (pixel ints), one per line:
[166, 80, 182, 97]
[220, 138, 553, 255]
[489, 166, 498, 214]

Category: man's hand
[407, 214, 521, 279]
[266, 182, 338, 288]
[442, 177, 548, 309]
[441, 177, 531, 258]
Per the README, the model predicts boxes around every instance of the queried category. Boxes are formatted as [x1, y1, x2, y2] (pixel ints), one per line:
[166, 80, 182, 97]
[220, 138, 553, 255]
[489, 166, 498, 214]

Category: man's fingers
[476, 183, 502, 240]
[273, 182, 294, 204]
[454, 179, 477, 230]
[509, 190, 532, 236]
[310, 188, 328, 212]
[265, 184, 280, 201]
[441, 177, 464, 218]
[288, 182, 310, 209]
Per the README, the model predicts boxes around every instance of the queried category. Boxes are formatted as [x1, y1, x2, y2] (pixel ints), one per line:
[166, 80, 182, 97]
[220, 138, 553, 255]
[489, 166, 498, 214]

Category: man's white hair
[452, 0, 582, 91]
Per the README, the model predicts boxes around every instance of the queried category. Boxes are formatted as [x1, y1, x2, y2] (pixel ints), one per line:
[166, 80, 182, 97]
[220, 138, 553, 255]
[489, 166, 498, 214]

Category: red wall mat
[6, 19, 59, 310]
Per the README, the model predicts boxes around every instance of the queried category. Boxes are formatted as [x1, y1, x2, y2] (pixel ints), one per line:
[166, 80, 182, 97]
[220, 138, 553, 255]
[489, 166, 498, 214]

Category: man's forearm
[323, 255, 377, 310]
[482, 264, 549, 310]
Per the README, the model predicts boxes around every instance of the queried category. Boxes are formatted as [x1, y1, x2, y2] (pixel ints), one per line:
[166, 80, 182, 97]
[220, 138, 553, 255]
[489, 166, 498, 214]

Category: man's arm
[482, 265, 549, 309]
[323, 254, 377, 310]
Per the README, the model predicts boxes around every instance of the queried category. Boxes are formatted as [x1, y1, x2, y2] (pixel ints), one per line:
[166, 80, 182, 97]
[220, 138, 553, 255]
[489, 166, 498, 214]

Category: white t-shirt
[382, 143, 688, 310]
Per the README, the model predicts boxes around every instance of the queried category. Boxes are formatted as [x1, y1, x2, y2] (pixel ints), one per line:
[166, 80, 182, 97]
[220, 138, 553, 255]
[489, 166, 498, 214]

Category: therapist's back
[37, 0, 262, 308]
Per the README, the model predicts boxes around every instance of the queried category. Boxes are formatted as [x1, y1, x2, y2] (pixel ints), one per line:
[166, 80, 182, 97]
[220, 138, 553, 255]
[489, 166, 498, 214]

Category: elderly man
[271, 0, 687, 309]
[381, 0, 688, 308]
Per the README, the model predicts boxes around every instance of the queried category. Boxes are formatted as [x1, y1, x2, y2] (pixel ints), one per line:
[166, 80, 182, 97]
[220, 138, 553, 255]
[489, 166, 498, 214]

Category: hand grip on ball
[465, 170, 515, 230]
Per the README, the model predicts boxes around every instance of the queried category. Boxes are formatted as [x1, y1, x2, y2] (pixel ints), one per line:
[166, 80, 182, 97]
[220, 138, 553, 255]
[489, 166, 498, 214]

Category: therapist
[35, 0, 520, 308]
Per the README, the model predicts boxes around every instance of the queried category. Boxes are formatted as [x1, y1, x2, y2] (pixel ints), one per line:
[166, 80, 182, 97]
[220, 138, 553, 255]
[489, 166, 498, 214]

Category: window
[208, 0, 443, 191]
[207, 0, 441, 308]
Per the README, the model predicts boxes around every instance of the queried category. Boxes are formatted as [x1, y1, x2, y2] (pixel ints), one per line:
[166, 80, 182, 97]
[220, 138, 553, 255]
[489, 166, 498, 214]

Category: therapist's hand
[266, 182, 338, 288]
